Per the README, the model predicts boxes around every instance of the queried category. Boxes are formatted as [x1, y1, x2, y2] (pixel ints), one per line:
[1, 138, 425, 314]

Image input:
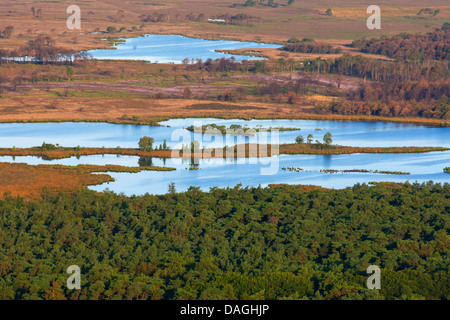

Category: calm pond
[88, 34, 282, 63]
[0, 119, 448, 194]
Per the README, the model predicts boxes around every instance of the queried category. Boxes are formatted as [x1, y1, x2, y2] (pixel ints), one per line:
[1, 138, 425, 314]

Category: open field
[218, 45, 395, 62]
[0, 3, 448, 128]
[1, 95, 449, 127]
[0, 0, 449, 52]
[0, 60, 448, 127]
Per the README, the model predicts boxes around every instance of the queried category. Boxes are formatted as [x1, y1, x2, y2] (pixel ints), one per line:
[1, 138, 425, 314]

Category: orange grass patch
[0, 162, 114, 199]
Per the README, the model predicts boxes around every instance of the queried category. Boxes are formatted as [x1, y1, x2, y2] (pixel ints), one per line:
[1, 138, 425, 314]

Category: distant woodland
[282, 38, 343, 54]
[0, 24, 449, 121]
[352, 23, 449, 60]
[0, 182, 448, 300]
[304, 25, 450, 119]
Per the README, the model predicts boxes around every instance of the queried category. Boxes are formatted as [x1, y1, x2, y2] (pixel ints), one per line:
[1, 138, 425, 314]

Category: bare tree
[2, 26, 14, 39]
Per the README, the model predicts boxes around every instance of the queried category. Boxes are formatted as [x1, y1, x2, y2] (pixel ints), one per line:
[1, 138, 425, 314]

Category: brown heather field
[218, 47, 393, 62]
[1, 94, 449, 127]
[0, 162, 114, 198]
[0, 0, 449, 51]
[0, 1, 448, 128]
[0, 162, 175, 199]
[0, 60, 448, 127]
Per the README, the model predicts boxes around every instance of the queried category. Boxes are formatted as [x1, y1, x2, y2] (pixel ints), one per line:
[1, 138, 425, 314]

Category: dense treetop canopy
[0, 182, 448, 300]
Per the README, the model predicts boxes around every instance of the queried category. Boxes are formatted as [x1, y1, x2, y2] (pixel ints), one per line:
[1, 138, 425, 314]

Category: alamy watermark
[367, 5, 381, 30]
[66, 265, 81, 290]
[366, 265, 381, 289]
[67, 5, 81, 30]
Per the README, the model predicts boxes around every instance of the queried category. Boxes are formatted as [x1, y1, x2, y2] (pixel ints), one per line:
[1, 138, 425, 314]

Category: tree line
[301, 52, 449, 119]
[352, 23, 450, 61]
[0, 35, 91, 65]
[282, 38, 342, 54]
[302, 53, 449, 83]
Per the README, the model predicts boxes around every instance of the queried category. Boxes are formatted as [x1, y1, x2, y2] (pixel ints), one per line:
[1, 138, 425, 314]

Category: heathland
[0, 0, 449, 301]
[0, 1, 449, 127]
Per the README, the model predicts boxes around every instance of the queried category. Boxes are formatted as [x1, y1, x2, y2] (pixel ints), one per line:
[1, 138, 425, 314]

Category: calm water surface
[1, 119, 448, 149]
[0, 119, 448, 194]
[88, 34, 282, 63]
[0, 151, 448, 195]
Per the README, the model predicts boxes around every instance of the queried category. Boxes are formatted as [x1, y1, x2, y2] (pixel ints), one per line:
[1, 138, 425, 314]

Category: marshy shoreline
[1, 144, 448, 160]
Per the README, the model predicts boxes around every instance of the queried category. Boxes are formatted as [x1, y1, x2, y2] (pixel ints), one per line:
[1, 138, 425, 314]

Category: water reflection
[88, 34, 282, 63]
[0, 118, 448, 195]
[0, 151, 448, 195]
[138, 157, 153, 167]
[0, 119, 448, 149]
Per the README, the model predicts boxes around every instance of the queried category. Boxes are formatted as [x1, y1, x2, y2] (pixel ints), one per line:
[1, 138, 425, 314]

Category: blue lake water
[88, 34, 282, 63]
[0, 151, 448, 195]
[89, 152, 448, 195]
[0, 119, 448, 195]
[1, 119, 449, 149]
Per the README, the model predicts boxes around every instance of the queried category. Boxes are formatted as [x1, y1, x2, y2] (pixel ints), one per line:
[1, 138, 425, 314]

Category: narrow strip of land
[0, 144, 447, 160]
